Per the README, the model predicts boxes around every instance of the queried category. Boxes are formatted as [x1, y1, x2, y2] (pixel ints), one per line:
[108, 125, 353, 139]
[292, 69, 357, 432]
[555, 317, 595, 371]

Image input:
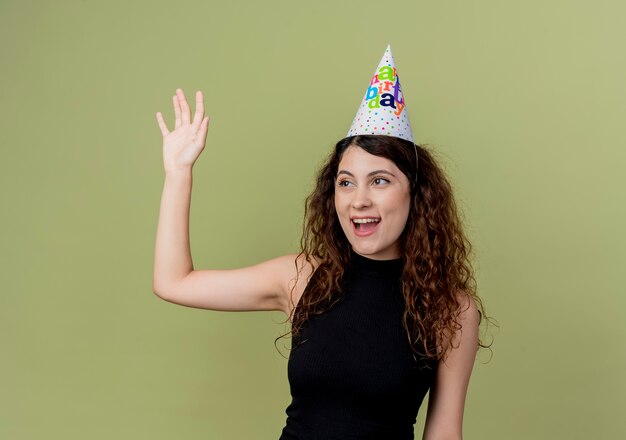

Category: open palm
[156, 88, 210, 173]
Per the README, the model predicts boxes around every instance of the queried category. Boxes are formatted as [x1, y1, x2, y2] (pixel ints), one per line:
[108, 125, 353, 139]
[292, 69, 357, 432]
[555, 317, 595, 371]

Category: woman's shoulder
[271, 253, 321, 276]
[275, 253, 321, 320]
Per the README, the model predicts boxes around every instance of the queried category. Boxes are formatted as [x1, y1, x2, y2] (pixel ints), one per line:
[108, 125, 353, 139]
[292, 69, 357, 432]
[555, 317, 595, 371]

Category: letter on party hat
[347, 45, 414, 142]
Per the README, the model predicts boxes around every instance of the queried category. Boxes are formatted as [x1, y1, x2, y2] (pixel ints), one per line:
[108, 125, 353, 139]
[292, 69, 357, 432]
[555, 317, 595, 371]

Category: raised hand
[156, 88, 210, 174]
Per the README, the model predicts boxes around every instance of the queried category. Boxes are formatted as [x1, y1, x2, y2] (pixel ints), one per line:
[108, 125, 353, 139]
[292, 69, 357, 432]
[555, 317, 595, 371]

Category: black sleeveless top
[279, 253, 437, 440]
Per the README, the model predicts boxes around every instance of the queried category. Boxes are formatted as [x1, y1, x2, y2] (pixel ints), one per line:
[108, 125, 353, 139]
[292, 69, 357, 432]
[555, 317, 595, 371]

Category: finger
[196, 116, 210, 148]
[176, 88, 191, 125]
[155, 112, 170, 137]
[173, 95, 182, 129]
[191, 90, 205, 130]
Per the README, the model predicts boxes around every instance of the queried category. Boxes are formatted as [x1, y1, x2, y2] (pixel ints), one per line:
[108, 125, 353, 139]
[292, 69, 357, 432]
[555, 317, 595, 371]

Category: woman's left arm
[422, 296, 480, 440]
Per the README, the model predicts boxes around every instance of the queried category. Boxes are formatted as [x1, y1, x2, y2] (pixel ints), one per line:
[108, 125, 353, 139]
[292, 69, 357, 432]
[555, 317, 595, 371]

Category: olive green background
[1, 0, 625, 438]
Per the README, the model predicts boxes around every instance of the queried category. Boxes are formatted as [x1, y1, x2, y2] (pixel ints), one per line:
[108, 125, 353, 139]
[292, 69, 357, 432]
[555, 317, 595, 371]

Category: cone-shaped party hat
[347, 45, 414, 143]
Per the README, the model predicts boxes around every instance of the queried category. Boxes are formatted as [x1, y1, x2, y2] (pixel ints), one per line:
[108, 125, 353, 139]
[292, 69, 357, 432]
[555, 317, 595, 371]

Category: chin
[352, 245, 398, 260]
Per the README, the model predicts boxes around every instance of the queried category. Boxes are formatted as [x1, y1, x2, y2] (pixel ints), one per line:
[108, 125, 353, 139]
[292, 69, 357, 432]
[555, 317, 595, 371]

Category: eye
[373, 177, 390, 185]
[337, 179, 354, 187]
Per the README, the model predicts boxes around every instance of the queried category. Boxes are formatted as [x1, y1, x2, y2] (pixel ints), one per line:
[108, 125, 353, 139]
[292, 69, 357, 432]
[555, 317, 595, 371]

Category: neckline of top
[350, 252, 404, 276]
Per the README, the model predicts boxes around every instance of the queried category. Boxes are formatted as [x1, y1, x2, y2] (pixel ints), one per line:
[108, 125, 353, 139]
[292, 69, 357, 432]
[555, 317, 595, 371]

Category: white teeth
[352, 218, 381, 224]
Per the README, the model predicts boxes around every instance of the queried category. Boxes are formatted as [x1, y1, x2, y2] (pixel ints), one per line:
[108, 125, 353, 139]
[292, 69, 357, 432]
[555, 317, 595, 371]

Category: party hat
[347, 45, 414, 142]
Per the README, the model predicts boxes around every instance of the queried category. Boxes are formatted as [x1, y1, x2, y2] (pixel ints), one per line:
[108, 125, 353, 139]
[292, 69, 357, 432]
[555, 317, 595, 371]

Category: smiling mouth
[352, 218, 381, 232]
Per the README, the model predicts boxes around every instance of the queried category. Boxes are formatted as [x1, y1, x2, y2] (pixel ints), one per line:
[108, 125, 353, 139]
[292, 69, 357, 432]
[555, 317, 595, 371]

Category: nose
[352, 186, 372, 209]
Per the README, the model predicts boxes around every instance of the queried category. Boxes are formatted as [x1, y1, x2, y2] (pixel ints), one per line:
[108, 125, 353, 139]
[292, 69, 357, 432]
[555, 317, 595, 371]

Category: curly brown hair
[276, 134, 493, 363]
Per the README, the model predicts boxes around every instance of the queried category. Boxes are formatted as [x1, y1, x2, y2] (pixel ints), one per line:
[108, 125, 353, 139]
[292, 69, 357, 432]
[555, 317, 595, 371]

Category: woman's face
[334, 145, 411, 260]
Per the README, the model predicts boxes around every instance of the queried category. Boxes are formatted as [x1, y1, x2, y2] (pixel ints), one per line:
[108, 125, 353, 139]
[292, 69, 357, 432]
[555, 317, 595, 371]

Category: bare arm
[422, 296, 480, 440]
[152, 88, 208, 295]
[152, 88, 314, 315]
[155, 253, 312, 314]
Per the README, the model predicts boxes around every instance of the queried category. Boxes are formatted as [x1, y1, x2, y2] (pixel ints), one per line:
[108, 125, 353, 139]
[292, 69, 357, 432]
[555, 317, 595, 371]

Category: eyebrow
[336, 169, 396, 178]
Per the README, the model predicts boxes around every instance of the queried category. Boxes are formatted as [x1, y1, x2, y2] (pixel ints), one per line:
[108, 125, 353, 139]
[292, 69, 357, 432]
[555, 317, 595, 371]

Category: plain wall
[1, 0, 625, 438]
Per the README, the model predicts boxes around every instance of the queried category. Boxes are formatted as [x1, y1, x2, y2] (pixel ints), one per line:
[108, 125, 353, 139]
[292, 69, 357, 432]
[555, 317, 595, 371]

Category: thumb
[197, 116, 210, 146]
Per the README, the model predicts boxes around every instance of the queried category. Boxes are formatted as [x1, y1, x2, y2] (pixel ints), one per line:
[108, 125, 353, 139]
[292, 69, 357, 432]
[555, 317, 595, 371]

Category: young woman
[154, 87, 489, 439]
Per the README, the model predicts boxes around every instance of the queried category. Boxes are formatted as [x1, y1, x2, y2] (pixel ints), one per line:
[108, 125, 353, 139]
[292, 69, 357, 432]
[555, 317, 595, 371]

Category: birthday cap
[347, 45, 414, 143]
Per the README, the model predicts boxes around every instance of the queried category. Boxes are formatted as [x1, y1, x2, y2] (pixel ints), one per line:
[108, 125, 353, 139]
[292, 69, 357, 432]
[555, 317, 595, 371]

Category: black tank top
[279, 253, 437, 439]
